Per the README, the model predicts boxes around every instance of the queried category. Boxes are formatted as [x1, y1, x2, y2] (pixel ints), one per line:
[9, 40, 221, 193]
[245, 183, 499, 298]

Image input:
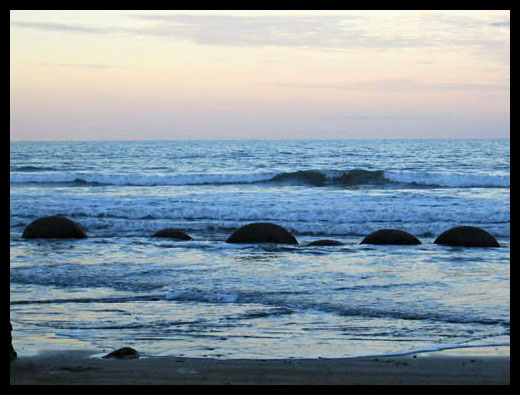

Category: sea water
[10, 139, 510, 359]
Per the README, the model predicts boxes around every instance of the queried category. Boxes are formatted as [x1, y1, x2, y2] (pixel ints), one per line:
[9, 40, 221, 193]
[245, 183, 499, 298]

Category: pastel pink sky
[10, 10, 510, 141]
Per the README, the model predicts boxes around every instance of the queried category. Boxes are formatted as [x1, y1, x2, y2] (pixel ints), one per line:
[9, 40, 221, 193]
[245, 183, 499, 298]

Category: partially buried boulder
[434, 226, 500, 247]
[308, 239, 343, 246]
[226, 222, 298, 244]
[360, 229, 421, 245]
[102, 347, 140, 359]
[22, 216, 87, 239]
[152, 228, 192, 240]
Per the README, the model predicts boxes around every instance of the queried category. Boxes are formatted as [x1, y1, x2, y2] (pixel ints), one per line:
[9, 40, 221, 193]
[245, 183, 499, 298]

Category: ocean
[10, 139, 510, 359]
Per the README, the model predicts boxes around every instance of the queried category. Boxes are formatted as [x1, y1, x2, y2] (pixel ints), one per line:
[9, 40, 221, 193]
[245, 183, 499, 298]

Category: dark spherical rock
[102, 347, 140, 359]
[434, 226, 500, 247]
[152, 228, 192, 240]
[308, 239, 343, 246]
[226, 222, 298, 244]
[360, 229, 421, 245]
[22, 216, 87, 239]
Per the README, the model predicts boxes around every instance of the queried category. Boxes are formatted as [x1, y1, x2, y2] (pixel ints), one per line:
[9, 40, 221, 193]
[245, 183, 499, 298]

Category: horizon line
[10, 137, 510, 143]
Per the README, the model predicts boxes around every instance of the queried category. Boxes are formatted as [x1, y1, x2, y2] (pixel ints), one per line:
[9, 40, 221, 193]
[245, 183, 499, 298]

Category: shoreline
[10, 348, 510, 385]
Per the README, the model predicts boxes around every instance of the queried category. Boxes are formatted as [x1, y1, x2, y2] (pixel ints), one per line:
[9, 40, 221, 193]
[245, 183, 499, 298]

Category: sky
[10, 10, 510, 141]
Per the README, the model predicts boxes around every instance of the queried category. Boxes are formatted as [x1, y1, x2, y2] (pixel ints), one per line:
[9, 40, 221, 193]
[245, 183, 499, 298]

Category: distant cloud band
[10, 21, 107, 34]
[264, 78, 509, 92]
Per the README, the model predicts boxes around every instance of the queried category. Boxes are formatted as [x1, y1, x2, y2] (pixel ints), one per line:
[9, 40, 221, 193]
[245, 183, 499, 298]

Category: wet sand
[10, 349, 509, 385]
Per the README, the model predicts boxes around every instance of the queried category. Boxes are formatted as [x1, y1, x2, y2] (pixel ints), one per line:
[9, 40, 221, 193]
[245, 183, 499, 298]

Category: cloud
[123, 12, 510, 52]
[11, 11, 509, 65]
[33, 62, 120, 70]
[126, 12, 511, 68]
[263, 78, 509, 93]
[10, 21, 108, 34]
[404, 11, 510, 65]
[323, 113, 436, 121]
[10, 13, 448, 50]
[490, 20, 510, 27]
[127, 13, 372, 49]
[57, 63, 119, 70]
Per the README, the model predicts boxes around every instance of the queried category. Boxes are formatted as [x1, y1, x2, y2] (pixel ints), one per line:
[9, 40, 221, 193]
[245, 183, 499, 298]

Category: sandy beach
[10, 348, 510, 385]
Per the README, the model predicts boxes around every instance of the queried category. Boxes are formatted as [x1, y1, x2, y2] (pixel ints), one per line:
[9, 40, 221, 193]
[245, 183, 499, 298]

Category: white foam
[385, 171, 510, 188]
[344, 341, 511, 359]
[10, 171, 278, 186]
[10, 186, 510, 237]
[10, 169, 510, 188]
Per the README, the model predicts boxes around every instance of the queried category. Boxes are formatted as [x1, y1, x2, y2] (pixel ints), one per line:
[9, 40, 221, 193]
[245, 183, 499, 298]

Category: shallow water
[10, 139, 510, 358]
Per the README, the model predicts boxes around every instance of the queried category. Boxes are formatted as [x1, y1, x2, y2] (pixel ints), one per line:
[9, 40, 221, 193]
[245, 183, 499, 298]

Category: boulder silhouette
[434, 226, 499, 247]
[360, 229, 421, 245]
[22, 216, 87, 239]
[308, 239, 343, 246]
[226, 223, 298, 244]
[152, 229, 192, 240]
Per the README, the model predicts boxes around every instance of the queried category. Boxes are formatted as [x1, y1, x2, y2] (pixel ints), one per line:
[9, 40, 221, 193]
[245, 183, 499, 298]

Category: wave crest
[10, 168, 509, 188]
[271, 169, 385, 186]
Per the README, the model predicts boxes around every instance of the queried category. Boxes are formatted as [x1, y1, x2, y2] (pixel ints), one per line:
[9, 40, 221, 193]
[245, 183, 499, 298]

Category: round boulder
[152, 228, 192, 240]
[226, 222, 298, 244]
[360, 229, 421, 245]
[22, 216, 87, 239]
[434, 226, 500, 247]
[308, 239, 343, 246]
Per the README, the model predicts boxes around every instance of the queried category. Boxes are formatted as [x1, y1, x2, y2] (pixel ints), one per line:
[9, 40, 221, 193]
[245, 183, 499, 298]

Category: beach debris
[360, 229, 421, 245]
[152, 228, 192, 240]
[226, 222, 298, 244]
[102, 347, 140, 359]
[434, 226, 500, 247]
[22, 216, 87, 239]
[10, 321, 17, 362]
[308, 239, 343, 246]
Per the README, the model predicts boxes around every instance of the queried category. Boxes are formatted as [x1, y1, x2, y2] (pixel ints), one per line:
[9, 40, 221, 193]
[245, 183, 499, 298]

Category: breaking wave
[10, 169, 510, 188]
